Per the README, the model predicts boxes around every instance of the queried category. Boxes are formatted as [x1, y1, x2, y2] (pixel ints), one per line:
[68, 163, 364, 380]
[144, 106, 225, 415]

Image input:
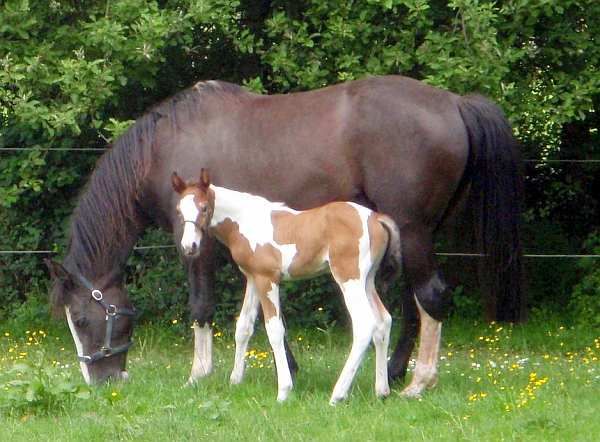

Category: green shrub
[569, 233, 600, 327]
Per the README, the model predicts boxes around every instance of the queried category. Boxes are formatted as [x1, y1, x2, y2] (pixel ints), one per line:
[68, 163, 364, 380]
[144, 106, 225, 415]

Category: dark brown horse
[47, 76, 522, 395]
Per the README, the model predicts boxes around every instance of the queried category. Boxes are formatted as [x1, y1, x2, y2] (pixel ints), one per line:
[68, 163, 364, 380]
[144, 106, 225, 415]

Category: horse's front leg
[186, 236, 217, 384]
[230, 277, 260, 384]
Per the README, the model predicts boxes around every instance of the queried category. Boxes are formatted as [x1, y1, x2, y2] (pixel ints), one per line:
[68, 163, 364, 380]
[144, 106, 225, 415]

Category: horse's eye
[75, 317, 88, 328]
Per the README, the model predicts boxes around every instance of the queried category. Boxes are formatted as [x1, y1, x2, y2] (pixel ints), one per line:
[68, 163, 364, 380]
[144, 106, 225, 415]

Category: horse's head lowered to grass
[46, 259, 135, 384]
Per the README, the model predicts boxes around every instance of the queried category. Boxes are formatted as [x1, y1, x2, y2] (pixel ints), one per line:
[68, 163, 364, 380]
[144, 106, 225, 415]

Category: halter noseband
[75, 274, 136, 364]
[184, 219, 209, 234]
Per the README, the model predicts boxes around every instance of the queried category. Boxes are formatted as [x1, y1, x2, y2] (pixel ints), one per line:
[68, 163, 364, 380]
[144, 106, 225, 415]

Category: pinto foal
[172, 170, 401, 404]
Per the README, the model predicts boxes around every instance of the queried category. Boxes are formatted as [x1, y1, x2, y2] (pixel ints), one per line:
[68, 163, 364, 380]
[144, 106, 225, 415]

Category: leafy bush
[569, 233, 600, 328]
[2, 0, 600, 326]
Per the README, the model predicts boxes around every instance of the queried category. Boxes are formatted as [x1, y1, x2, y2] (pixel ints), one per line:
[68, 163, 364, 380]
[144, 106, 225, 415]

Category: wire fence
[2, 146, 599, 259]
[1, 247, 599, 259]
[3, 146, 600, 164]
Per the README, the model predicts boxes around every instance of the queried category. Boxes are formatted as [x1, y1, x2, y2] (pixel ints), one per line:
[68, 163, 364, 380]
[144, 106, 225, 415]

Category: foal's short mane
[65, 80, 244, 277]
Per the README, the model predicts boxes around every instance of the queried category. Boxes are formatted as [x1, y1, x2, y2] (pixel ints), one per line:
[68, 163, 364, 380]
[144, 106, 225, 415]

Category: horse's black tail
[457, 95, 524, 322]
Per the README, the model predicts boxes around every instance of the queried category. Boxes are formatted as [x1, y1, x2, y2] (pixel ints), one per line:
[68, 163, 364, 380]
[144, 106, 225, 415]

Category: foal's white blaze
[188, 322, 213, 384]
[65, 306, 91, 385]
[179, 194, 201, 254]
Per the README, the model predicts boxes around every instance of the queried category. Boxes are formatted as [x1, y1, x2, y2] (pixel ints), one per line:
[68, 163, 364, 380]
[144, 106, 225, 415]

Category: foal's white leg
[330, 279, 376, 405]
[188, 321, 213, 384]
[230, 280, 260, 385]
[367, 275, 392, 399]
[401, 296, 442, 398]
[261, 282, 293, 402]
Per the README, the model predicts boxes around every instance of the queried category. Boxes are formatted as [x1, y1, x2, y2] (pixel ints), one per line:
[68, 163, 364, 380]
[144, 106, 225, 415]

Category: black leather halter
[75, 274, 136, 364]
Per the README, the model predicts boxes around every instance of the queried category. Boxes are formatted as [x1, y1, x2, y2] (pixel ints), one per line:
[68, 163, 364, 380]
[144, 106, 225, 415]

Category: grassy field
[1, 315, 598, 441]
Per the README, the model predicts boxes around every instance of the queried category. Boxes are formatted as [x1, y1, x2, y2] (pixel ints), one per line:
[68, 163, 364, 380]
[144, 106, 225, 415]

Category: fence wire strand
[2, 147, 600, 259]
[2, 247, 600, 259]
[3, 147, 600, 164]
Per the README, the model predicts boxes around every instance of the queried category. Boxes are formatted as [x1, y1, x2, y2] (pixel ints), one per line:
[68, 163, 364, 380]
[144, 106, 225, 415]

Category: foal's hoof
[329, 395, 347, 406]
[376, 386, 391, 399]
[276, 385, 293, 402]
[185, 377, 198, 387]
[229, 372, 243, 385]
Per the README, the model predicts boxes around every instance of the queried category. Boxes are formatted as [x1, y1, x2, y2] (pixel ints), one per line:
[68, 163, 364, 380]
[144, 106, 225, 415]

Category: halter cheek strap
[75, 274, 136, 364]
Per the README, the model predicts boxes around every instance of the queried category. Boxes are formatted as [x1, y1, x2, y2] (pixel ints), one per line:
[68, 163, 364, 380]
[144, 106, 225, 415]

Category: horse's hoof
[400, 385, 423, 399]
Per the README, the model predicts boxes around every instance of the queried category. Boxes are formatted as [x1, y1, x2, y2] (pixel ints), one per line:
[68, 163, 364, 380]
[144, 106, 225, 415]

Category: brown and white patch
[327, 202, 364, 283]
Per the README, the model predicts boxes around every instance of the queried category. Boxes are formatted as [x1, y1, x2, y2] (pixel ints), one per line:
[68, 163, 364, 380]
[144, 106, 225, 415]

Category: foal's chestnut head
[172, 169, 214, 257]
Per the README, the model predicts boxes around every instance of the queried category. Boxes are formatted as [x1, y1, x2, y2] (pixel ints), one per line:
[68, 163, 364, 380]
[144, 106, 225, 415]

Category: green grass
[1, 316, 599, 441]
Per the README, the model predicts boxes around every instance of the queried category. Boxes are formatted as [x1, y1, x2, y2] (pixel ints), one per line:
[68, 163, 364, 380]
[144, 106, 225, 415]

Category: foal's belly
[281, 260, 330, 282]
[280, 247, 330, 281]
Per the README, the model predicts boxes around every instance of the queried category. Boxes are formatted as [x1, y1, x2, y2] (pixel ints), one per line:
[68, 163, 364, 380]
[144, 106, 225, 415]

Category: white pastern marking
[231, 282, 259, 385]
[265, 315, 293, 402]
[64, 306, 91, 385]
[189, 322, 213, 382]
[179, 194, 201, 251]
[264, 283, 293, 401]
[401, 297, 442, 397]
[330, 278, 375, 404]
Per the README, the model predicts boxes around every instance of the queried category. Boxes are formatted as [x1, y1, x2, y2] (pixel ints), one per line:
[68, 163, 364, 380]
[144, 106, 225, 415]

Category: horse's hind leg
[330, 277, 376, 405]
[367, 272, 392, 399]
[401, 296, 442, 397]
[186, 237, 217, 384]
[390, 225, 449, 397]
[230, 277, 260, 385]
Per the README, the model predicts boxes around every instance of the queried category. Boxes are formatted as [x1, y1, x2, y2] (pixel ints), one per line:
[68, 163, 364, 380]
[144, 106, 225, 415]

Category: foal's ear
[171, 172, 186, 194]
[200, 168, 211, 190]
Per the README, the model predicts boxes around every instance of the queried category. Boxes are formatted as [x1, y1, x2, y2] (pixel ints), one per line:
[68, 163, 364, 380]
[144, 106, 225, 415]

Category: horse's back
[149, 75, 470, 230]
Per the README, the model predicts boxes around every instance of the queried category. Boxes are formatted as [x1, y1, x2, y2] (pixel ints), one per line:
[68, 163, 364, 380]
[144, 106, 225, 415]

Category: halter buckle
[91, 289, 103, 301]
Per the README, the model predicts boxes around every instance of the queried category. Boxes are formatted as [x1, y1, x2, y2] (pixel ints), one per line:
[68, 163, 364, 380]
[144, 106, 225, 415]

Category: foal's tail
[377, 214, 402, 291]
[457, 94, 523, 322]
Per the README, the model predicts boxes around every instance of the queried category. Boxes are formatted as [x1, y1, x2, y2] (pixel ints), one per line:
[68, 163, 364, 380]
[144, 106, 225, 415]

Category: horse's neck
[64, 218, 143, 281]
[210, 185, 289, 227]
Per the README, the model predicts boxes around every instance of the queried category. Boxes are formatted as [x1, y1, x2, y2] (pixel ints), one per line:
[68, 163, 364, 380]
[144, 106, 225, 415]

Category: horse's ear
[200, 168, 211, 189]
[171, 172, 186, 194]
[44, 259, 74, 314]
[45, 258, 74, 286]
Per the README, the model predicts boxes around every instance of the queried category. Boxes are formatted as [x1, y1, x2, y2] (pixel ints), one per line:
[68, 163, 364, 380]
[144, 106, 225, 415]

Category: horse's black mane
[64, 80, 244, 278]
